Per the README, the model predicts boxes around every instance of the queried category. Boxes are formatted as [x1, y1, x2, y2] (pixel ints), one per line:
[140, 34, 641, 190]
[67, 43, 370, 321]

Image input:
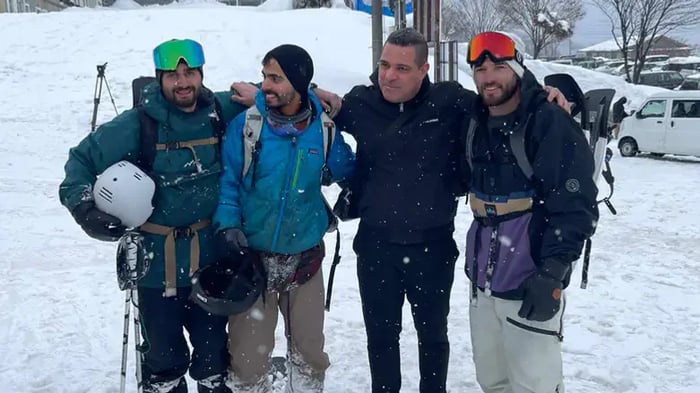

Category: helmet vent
[98, 187, 114, 203]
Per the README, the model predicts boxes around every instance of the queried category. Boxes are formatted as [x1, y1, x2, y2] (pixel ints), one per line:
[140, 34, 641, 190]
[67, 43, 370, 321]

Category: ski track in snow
[1, 4, 700, 393]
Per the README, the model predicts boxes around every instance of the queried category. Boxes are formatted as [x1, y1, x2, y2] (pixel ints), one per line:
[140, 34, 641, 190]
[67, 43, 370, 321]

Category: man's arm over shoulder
[531, 104, 599, 264]
[214, 90, 249, 124]
[59, 111, 141, 212]
[433, 80, 477, 114]
[332, 84, 373, 135]
[213, 112, 247, 232]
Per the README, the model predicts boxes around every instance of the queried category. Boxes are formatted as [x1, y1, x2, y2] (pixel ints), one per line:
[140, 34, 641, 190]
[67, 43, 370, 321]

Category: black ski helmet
[190, 251, 265, 316]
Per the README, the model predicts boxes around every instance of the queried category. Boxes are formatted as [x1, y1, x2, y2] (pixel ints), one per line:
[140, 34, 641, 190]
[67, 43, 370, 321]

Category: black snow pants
[353, 225, 459, 393]
[137, 286, 230, 392]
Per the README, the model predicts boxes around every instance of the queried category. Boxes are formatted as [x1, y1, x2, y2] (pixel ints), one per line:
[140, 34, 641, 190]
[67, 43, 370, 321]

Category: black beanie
[263, 44, 314, 104]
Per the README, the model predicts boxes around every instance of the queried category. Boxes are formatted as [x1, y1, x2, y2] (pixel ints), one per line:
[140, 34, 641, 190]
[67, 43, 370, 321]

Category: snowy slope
[1, 2, 699, 393]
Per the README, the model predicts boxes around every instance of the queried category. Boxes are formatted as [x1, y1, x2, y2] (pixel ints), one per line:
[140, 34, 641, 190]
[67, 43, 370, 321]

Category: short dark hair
[385, 28, 428, 66]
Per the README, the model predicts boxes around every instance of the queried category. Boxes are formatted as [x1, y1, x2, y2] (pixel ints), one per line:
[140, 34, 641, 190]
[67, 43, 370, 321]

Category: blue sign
[354, 0, 413, 17]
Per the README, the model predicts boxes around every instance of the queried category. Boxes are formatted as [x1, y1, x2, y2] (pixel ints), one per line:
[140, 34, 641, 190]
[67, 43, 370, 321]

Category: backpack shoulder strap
[465, 119, 478, 171]
[242, 106, 264, 179]
[320, 111, 336, 163]
[509, 114, 535, 181]
[136, 107, 158, 173]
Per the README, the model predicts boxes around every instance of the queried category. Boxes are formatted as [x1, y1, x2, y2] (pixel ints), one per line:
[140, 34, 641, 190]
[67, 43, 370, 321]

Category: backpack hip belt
[140, 219, 211, 297]
[469, 193, 533, 218]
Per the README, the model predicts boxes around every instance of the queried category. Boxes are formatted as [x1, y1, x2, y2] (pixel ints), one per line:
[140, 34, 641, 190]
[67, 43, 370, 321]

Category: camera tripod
[90, 62, 119, 132]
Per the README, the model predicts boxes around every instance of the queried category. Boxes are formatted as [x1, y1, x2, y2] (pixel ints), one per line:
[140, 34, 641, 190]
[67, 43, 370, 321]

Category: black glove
[71, 201, 126, 242]
[518, 259, 570, 322]
[215, 228, 248, 260]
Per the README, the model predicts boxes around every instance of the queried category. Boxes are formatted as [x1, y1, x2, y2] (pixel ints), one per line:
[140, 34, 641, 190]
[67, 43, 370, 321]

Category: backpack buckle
[173, 226, 193, 239]
[165, 141, 181, 150]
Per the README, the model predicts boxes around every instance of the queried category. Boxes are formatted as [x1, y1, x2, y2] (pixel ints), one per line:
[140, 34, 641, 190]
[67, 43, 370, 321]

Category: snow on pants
[469, 289, 565, 393]
[137, 286, 230, 387]
[227, 268, 330, 392]
[354, 232, 458, 393]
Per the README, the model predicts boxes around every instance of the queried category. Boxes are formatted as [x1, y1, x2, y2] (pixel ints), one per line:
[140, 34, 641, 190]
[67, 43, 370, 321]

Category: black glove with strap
[71, 201, 126, 242]
[215, 228, 249, 261]
[518, 259, 570, 322]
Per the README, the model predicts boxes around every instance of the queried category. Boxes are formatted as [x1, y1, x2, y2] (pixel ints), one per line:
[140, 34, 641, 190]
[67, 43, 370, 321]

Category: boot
[197, 374, 233, 393]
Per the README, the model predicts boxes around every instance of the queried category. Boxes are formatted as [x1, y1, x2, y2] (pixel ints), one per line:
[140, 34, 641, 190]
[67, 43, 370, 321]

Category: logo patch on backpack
[308, 148, 319, 155]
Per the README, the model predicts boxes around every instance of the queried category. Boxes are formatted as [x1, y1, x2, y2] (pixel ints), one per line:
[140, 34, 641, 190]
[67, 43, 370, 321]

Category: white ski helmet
[94, 161, 155, 228]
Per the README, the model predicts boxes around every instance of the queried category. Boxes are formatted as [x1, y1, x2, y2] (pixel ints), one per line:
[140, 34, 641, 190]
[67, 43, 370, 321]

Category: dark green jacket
[59, 82, 246, 288]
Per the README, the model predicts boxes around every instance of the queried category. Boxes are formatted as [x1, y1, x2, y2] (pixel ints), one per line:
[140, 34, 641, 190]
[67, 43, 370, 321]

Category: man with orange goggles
[462, 31, 598, 393]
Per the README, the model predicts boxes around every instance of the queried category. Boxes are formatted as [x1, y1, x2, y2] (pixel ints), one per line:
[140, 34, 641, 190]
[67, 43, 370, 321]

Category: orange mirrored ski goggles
[467, 32, 517, 66]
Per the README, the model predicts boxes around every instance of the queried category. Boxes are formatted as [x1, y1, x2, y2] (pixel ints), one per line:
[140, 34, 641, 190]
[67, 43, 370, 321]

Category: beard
[168, 86, 199, 109]
[263, 89, 295, 109]
[478, 77, 519, 107]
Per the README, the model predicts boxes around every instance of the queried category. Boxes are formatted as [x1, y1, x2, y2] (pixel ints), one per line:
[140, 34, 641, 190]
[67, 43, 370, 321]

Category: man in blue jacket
[213, 44, 355, 393]
[463, 31, 599, 393]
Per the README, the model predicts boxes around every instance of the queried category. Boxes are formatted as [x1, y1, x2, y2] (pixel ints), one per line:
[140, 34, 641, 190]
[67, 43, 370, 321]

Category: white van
[618, 90, 700, 157]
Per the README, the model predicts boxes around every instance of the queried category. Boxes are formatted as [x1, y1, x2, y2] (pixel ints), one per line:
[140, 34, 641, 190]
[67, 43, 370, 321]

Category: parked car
[677, 73, 700, 90]
[636, 71, 685, 90]
[678, 79, 700, 90]
[618, 90, 700, 158]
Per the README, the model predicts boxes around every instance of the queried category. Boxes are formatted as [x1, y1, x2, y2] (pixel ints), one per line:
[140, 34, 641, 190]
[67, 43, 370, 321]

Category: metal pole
[394, 0, 406, 29]
[119, 289, 132, 393]
[132, 287, 144, 393]
[371, 0, 383, 68]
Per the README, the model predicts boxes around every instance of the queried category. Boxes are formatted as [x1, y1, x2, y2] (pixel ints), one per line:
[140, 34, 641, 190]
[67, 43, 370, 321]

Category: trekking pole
[131, 283, 144, 393]
[119, 287, 133, 393]
[117, 231, 148, 393]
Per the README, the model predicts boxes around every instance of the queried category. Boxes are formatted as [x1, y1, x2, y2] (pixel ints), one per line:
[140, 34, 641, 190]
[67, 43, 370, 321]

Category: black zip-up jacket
[334, 71, 475, 244]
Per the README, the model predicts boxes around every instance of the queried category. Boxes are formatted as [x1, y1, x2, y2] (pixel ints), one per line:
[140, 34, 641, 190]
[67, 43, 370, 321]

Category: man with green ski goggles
[153, 38, 205, 70]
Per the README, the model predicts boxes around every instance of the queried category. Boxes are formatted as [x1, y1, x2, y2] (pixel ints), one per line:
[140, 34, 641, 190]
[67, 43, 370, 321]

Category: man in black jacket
[463, 31, 599, 393]
[331, 28, 471, 393]
[332, 28, 568, 393]
[611, 96, 628, 139]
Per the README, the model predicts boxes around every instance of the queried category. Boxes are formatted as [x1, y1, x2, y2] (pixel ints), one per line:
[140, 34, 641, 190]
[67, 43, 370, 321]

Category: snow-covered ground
[1, 1, 699, 392]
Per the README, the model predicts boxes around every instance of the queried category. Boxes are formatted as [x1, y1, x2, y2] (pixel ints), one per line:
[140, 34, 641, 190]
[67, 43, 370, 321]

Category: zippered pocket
[290, 148, 303, 189]
[505, 317, 563, 341]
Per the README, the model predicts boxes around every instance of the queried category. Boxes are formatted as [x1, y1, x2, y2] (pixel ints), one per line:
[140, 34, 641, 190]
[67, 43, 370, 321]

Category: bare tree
[590, 0, 636, 81]
[592, 0, 700, 83]
[442, 0, 512, 42]
[497, 0, 584, 58]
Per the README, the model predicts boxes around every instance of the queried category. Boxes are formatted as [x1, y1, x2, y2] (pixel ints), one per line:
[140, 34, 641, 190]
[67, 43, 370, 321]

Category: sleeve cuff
[539, 258, 572, 282]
